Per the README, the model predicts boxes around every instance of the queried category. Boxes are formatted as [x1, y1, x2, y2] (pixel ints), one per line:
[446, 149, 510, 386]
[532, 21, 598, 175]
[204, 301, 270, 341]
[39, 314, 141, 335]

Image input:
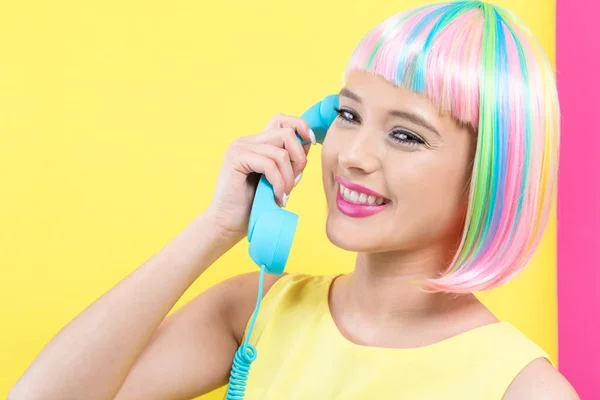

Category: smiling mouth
[337, 182, 391, 206]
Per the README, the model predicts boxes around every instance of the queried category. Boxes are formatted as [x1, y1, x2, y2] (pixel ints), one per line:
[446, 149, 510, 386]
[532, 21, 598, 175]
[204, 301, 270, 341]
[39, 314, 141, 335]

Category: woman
[9, 1, 579, 399]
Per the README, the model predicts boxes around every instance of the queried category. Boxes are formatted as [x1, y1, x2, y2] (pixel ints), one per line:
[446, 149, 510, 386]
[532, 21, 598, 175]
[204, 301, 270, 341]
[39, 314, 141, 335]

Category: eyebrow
[338, 88, 441, 138]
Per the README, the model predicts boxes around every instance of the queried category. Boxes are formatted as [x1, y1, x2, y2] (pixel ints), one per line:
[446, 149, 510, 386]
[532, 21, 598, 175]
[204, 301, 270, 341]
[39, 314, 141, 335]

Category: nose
[338, 128, 381, 174]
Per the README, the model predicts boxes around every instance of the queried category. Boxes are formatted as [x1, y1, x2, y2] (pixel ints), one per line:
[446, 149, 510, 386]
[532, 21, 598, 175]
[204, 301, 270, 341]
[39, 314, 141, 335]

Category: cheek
[388, 155, 471, 230]
[422, 144, 473, 203]
[320, 127, 342, 170]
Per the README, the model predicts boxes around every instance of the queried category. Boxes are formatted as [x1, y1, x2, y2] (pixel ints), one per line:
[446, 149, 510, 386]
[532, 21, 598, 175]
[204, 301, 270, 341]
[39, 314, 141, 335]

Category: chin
[325, 215, 386, 253]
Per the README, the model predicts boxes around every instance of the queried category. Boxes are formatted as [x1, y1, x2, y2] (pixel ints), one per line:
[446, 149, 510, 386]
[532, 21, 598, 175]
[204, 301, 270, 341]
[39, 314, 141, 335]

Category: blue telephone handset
[225, 94, 339, 400]
[246, 94, 339, 275]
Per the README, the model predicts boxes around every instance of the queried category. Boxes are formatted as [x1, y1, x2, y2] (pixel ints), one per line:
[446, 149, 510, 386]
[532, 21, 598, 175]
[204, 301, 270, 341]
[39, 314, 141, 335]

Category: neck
[343, 240, 474, 324]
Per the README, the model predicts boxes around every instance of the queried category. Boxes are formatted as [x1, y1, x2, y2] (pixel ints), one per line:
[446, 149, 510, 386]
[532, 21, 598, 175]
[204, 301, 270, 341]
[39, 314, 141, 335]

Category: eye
[389, 129, 426, 147]
[334, 107, 426, 147]
[334, 107, 357, 123]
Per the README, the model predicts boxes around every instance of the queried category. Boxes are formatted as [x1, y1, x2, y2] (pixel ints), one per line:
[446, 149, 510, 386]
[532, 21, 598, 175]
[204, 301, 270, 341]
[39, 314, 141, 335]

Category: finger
[238, 149, 286, 206]
[280, 128, 308, 178]
[249, 143, 295, 197]
[251, 128, 307, 178]
[263, 113, 315, 145]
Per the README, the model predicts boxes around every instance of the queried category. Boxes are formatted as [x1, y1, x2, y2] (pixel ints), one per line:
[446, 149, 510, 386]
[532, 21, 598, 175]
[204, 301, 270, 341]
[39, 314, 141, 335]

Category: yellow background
[0, 1, 557, 398]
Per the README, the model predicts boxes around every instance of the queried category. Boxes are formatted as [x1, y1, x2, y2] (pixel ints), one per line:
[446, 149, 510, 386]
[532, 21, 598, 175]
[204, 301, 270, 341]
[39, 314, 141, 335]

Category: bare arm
[8, 210, 243, 400]
[9, 112, 312, 400]
[113, 270, 282, 400]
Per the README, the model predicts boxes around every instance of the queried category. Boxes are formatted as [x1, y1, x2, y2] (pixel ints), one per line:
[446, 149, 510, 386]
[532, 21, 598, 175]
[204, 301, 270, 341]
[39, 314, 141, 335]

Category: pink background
[557, 0, 600, 397]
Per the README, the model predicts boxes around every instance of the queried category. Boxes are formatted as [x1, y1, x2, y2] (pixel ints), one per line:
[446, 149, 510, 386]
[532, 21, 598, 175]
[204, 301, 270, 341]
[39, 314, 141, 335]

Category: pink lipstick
[335, 176, 390, 218]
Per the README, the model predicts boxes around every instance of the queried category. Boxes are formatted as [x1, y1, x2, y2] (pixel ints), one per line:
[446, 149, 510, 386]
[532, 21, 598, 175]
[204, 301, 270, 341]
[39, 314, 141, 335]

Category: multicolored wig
[343, 1, 560, 293]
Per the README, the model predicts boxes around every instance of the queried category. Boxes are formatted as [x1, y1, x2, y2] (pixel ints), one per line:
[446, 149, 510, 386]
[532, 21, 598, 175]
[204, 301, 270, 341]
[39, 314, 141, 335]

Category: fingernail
[282, 193, 290, 207]
[294, 173, 303, 187]
[308, 129, 316, 145]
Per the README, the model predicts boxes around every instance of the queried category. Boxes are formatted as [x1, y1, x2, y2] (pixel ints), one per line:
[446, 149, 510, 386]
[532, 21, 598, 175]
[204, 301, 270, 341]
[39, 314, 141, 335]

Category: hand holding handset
[247, 94, 339, 276]
[226, 94, 339, 399]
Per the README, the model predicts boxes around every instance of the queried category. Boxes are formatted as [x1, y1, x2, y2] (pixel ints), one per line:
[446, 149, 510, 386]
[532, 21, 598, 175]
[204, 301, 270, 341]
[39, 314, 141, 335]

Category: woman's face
[321, 70, 477, 254]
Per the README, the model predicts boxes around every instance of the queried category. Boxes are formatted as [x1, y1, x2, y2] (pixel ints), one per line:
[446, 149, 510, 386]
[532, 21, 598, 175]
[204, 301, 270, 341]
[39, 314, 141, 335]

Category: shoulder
[217, 271, 287, 344]
[502, 358, 580, 400]
[222, 272, 330, 342]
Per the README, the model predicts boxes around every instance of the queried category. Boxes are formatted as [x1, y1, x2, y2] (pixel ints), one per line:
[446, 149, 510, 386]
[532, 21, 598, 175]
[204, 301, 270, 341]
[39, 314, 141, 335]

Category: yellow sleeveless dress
[239, 273, 554, 399]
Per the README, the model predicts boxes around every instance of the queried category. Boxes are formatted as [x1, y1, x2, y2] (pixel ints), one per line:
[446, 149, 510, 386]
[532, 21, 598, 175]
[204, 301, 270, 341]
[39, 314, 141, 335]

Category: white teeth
[342, 187, 352, 202]
[339, 184, 387, 206]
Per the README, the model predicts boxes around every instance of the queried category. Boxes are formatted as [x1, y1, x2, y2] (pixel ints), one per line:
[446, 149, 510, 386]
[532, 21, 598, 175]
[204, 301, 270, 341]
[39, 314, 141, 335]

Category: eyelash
[333, 107, 426, 147]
